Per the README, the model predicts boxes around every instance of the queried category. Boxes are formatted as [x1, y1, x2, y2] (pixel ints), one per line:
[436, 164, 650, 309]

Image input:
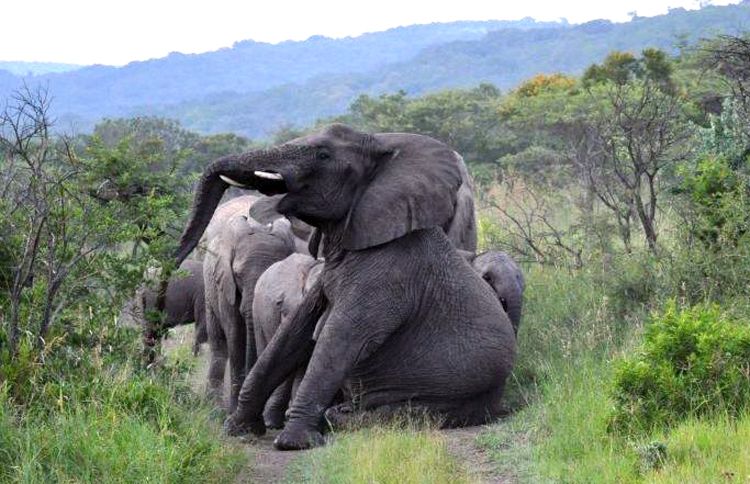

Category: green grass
[645, 413, 750, 483]
[0, 326, 245, 483]
[477, 256, 750, 483]
[294, 424, 474, 484]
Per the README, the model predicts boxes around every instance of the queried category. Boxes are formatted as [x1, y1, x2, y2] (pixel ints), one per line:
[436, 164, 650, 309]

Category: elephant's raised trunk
[175, 154, 239, 265]
[175, 148, 296, 265]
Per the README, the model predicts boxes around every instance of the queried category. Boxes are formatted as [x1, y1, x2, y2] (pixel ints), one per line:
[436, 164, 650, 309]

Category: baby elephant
[252, 253, 324, 428]
[138, 259, 207, 355]
[462, 250, 525, 335]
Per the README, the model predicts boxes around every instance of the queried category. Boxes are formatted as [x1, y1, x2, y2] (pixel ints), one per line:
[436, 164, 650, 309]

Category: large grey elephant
[174, 124, 514, 450]
[252, 253, 324, 428]
[135, 259, 207, 356]
[203, 215, 296, 413]
[463, 250, 525, 335]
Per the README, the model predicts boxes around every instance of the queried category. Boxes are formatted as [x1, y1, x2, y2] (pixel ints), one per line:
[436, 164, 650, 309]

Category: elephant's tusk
[219, 175, 247, 187]
[254, 171, 284, 181]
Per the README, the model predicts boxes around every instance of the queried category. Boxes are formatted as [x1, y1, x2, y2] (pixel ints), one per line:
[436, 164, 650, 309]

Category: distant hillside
[2, 3, 750, 138]
[0, 61, 81, 76]
[0, 18, 560, 129]
[146, 2, 750, 137]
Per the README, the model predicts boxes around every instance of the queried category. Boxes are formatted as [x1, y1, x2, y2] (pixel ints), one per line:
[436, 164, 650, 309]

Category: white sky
[0, 0, 741, 66]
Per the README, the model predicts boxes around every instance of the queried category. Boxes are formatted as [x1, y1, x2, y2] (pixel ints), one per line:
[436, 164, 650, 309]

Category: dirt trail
[163, 327, 303, 483]
[442, 426, 517, 484]
[163, 326, 520, 483]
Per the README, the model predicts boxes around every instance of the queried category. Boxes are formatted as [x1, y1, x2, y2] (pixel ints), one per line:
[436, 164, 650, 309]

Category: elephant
[252, 253, 324, 428]
[461, 250, 525, 336]
[203, 214, 296, 413]
[200, 194, 312, 257]
[173, 123, 514, 450]
[135, 259, 207, 356]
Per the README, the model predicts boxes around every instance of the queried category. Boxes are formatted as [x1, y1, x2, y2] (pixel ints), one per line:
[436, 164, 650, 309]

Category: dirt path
[163, 327, 303, 483]
[442, 426, 518, 484]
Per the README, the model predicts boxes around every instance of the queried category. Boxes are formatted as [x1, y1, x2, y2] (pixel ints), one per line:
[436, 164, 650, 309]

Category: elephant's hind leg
[324, 385, 507, 431]
[206, 313, 228, 410]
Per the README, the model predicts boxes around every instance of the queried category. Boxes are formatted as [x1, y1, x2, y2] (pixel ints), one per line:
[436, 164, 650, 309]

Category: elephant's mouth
[220, 170, 289, 195]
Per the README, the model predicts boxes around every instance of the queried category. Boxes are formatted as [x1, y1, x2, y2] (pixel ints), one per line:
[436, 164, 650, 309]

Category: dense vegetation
[1, 26, 750, 484]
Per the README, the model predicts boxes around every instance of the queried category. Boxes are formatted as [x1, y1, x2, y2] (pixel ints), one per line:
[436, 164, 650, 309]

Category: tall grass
[478, 241, 750, 482]
[295, 422, 473, 484]
[0, 323, 245, 483]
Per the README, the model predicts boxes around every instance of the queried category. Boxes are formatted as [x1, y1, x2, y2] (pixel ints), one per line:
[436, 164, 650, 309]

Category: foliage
[341, 84, 508, 166]
[0, 90, 192, 358]
[583, 49, 674, 91]
[610, 302, 750, 434]
[515, 74, 577, 97]
[0, 318, 243, 482]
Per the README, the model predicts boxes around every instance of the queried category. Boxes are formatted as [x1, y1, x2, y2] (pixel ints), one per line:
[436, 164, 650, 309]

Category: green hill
[2, 2, 750, 137]
[148, 2, 750, 137]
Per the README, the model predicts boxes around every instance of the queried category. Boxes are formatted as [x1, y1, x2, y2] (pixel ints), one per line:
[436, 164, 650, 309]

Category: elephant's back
[254, 253, 318, 343]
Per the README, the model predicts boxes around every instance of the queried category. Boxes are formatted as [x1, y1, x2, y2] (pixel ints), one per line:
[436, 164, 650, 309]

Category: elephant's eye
[317, 151, 331, 161]
[482, 273, 492, 283]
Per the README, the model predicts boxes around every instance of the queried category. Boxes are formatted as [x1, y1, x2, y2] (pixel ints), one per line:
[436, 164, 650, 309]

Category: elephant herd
[131, 124, 524, 451]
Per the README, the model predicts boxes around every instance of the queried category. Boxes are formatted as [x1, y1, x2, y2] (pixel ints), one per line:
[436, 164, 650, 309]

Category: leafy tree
[0, 89, 189, 358]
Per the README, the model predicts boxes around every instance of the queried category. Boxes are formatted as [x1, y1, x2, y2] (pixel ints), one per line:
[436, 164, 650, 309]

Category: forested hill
[3, 2, 750, 137]
[144, 2, 750, 137]
[0, 19, 558, 126]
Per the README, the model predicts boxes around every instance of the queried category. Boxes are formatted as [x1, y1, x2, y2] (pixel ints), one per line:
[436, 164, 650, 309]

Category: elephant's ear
[270, 217, 296, 250]
[445, 153, 477, 252]
[207, 238, 237, 307]
[343, 133, 462, 250]
[248, 195, 284, 223]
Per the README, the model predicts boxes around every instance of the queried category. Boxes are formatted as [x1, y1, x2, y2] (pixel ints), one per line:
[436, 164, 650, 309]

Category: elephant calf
[252, 253, 324, 428]
[204, 215, 296, 413]
[469, 251, 525, 335]
[137, 259, 207, 356]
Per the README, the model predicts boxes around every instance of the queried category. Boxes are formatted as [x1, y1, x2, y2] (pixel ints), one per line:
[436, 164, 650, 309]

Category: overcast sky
[0, 0, 741, 66]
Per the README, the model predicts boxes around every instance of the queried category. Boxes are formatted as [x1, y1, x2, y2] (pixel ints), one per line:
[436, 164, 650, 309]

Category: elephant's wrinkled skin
[138, 259, 207, 355]
[175, 124, 515, 450]
[252, 253, 323, 428]
[203, 215, 296, 413]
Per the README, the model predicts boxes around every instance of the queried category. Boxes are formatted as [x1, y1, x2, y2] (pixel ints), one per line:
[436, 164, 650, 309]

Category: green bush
[610, 301, 750, 433]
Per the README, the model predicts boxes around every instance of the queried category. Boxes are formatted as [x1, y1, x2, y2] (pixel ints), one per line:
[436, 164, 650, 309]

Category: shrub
[610, 301, 750, 433]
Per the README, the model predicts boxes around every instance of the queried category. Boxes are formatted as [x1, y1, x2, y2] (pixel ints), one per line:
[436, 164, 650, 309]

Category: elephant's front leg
[275, 302, 402, 450]
[263, 378, 294, 429]
[224, 282, 326, 436]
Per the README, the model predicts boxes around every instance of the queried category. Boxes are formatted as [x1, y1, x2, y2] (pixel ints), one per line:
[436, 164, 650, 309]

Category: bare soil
[443, 426, 517, 484]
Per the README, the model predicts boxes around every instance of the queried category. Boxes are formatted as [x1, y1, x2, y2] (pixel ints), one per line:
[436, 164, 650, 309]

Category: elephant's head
[176, 124, 464, 263]
[471, 251, 525, 335]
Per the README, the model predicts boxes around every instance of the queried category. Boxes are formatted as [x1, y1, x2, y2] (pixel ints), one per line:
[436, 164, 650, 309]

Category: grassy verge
[478, 256, 750, 483]
[0, 327, 245, 483]
[293, 423, 474, 484]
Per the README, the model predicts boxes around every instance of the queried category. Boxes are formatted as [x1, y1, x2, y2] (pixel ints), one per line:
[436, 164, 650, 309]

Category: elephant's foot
[273, 422, 324, 450]
[263, 408, 286, 429]
[223, 413, 266, 437]
[324, 402, 354, 430]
